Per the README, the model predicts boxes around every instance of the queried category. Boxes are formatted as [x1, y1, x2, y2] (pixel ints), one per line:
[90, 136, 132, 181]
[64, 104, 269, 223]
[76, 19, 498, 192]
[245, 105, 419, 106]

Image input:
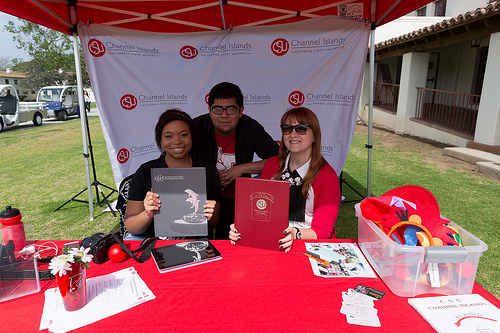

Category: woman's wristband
[294, 227, 302, 240]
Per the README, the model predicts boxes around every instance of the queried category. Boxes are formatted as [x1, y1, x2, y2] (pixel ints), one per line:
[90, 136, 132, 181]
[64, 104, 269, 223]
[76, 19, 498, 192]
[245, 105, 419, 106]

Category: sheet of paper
[305, 243, 377, 278]
[40, 267, 155, 333]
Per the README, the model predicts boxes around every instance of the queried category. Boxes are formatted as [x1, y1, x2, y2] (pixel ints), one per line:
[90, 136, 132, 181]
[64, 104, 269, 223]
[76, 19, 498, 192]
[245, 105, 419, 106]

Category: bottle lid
[0, 206, 21, 219]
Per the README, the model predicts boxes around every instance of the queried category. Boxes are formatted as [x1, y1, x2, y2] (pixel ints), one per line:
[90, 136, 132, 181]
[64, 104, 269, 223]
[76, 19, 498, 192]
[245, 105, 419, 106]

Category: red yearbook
[234, 177, 289, 251]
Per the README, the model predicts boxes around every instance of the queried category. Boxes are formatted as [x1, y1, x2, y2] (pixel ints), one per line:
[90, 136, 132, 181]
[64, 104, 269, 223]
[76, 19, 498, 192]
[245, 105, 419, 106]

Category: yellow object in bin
[356, 203, 488, 297]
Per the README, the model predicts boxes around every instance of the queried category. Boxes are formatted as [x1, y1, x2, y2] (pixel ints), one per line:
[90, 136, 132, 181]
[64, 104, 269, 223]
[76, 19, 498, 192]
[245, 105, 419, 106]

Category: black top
[192, 113, 279, 177]
[127, 153, 220, 238]
[280, 166, 306, 223]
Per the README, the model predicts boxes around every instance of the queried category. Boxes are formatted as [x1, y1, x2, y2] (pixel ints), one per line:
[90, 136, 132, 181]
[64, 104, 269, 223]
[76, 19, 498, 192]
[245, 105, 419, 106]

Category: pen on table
[302, 252, 331, 265]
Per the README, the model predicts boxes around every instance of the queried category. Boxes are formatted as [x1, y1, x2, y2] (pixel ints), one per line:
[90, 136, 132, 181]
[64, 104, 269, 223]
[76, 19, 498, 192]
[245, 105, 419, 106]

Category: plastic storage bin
[356, 203, 488, 297]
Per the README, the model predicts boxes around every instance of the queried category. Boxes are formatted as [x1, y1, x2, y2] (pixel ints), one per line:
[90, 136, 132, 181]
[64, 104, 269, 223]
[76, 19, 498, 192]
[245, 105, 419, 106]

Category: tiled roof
[0, 70, 26, 78]
[376, 1, 500, 49]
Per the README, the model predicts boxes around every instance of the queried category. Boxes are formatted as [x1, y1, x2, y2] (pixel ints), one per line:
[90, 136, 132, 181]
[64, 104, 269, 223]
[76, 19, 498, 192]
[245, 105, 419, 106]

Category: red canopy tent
[0, 0, 435, 219]
[0, 1, 435, 34]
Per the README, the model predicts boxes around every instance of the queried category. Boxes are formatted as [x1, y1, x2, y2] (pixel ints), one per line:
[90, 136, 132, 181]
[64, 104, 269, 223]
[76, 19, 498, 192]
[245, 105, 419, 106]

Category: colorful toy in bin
[356, 200, 487, 297]
[360, 185, 461, 247]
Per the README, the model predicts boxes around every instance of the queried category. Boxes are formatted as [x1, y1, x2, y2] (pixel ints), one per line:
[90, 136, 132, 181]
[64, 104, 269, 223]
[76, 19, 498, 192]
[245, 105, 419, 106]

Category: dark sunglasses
[280, 124, 310, 135]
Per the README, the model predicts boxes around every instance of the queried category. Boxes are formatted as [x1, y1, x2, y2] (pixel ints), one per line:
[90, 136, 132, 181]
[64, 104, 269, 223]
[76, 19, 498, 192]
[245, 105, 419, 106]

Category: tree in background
[4, 19, 89, 89]
[0, 56, 13, 70]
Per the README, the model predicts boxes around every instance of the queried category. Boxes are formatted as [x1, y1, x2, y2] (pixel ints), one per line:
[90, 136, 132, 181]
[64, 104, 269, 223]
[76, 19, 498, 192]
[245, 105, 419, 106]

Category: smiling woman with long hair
[229, 107, 341, 252]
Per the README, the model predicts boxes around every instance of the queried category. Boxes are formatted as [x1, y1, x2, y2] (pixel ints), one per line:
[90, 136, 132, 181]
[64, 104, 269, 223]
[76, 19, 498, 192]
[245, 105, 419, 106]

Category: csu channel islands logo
[120, 94, 138, 110]
[271, 38, 289, 56]
[288, 91, 305, 106]
[180, 45, 198, 59]
[88, 39, 106, 57]
[117, 148, 130, 164]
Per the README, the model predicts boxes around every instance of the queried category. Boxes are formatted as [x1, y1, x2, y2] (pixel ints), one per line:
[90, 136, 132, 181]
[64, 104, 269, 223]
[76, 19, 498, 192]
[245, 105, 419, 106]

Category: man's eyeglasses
[210, 105, 240, 115]
[280, 124, 310, 135]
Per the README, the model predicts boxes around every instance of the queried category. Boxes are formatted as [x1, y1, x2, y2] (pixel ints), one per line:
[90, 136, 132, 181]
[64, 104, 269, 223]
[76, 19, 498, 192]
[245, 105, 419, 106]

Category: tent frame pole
[367, 23, 375, 198]
[74, 33, 94, 220]
[53, 33, 118, 220]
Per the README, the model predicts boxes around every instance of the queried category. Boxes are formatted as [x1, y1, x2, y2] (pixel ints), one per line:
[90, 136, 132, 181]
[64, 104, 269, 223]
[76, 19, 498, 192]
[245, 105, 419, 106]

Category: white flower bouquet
[49, 246, 93, 277]
[48, 246, 93, 311]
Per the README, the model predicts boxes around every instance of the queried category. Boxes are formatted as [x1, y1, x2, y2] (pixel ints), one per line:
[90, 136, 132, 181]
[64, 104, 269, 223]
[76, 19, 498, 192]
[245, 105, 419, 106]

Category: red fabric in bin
[360, 185, 459, 246]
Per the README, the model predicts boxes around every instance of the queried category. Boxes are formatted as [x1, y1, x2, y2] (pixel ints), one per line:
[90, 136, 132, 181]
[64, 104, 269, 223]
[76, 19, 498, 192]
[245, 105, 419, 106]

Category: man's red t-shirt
[214, 131, 236, 197]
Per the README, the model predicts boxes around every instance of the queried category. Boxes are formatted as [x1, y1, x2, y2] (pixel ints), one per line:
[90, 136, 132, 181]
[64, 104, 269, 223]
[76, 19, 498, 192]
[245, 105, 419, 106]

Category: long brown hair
[274, 107, 327, 198]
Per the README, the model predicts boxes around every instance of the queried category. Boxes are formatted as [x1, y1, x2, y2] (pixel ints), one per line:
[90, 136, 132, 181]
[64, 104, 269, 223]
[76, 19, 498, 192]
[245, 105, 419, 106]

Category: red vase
[56, 263, 87, 311]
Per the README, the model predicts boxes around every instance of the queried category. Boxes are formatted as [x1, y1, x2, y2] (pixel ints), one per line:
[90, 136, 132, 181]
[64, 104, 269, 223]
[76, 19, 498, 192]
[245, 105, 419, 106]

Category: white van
[0, 85, 47, 132]
[36, 85, 79, 121]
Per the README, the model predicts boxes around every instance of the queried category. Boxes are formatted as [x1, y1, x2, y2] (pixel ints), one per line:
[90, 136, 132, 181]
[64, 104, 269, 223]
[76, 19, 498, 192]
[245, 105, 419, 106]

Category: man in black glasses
[193, 82, 279, 239]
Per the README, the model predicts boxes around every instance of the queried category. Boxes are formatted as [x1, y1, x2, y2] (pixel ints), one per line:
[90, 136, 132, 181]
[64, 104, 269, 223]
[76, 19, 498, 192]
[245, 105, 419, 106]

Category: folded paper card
[408, 294, 500, 332]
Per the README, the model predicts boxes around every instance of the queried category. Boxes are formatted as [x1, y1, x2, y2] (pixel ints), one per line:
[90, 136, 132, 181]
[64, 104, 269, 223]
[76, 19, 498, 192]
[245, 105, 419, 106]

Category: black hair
[208, 82, 244, 107]
[154, 109, 198, 154]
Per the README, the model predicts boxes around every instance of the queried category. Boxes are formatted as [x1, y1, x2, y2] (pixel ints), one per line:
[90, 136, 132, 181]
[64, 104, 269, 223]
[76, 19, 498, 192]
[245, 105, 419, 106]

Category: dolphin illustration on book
[170, 188, 206, 232]
[151, 167, 207, 237]
[185, 189, 200, 213]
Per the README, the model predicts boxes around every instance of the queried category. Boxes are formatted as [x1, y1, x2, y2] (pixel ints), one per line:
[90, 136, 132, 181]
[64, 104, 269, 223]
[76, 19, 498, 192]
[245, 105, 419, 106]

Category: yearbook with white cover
[408, 294, 500, 332]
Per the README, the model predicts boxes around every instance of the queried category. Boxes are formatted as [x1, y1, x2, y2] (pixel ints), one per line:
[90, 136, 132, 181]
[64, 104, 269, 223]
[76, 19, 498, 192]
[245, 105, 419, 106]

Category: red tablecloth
[1, 239, 499, 332]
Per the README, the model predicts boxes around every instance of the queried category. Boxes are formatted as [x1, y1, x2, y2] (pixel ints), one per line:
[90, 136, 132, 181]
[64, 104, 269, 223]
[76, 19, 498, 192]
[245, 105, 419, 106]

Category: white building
[0, 69, 37, 101]
[359, 0, 500, 154]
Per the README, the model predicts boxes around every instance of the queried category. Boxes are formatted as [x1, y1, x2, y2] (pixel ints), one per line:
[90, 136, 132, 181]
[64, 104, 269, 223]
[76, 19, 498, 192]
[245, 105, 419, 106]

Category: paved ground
[1, 107, 100, 133]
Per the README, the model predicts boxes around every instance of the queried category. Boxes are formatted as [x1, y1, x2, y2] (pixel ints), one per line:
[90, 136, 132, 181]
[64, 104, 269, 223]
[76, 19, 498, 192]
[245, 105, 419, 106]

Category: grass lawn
[1, 115, 498, 299]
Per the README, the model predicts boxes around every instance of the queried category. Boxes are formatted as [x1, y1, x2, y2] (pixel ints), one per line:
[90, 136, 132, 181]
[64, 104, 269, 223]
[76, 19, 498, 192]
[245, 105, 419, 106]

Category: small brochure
[39, 267, 155, 333]
[150, 238, 222, 273]
[151, 167, 207, 238]
[304, 242, 376, 278]
[408, 294, 500, 332]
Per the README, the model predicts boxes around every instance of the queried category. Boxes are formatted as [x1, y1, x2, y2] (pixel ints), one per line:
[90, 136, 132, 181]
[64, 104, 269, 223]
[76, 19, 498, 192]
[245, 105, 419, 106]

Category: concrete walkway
[444, 147, 500, 179]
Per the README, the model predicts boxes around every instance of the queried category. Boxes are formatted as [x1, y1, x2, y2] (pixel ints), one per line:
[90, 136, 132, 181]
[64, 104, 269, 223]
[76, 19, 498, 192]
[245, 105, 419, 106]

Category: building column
[395, 52, 429, 134]
[473, 32, 500, 147]
[357, 62, 377, 122]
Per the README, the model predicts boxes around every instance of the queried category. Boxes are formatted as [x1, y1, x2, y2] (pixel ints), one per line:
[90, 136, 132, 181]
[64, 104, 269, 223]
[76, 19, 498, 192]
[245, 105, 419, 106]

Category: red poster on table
[234, 178, 289, 251]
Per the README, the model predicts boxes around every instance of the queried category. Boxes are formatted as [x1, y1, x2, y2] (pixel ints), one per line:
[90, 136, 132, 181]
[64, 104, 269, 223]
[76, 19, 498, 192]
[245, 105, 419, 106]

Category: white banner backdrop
[79, 16, 369, 186]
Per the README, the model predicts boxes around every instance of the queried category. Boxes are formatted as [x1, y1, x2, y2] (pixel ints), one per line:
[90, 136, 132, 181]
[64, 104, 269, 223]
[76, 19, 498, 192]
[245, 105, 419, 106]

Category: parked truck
[0, 85, 48, 133]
